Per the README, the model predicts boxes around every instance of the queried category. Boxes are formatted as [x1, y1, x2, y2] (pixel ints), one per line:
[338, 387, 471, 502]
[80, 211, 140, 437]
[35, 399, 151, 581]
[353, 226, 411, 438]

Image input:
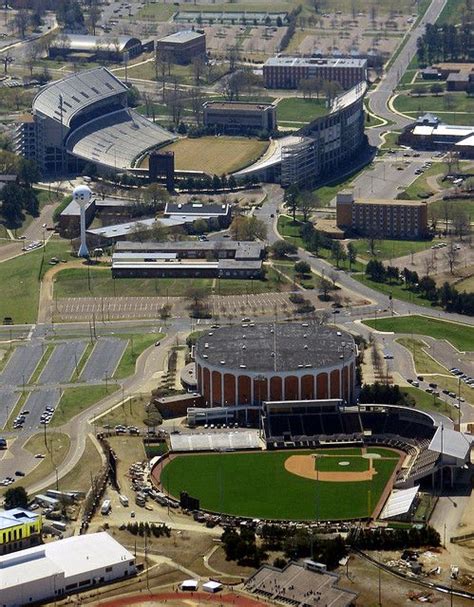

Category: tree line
[417, 22, 473, 65]
[359, 382, 416, 407]
[0, 154, 41, 229]
[365, 259, 474, 316]
[348, 525, 440, 550]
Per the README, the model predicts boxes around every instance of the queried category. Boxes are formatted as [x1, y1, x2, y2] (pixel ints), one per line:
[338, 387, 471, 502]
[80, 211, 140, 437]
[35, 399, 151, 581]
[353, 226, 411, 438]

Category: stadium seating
[66, 108, 175, 170]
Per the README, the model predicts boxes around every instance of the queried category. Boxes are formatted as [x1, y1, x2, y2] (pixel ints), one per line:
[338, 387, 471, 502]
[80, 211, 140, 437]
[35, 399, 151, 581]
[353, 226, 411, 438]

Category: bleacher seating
[66, 108, 175, 170]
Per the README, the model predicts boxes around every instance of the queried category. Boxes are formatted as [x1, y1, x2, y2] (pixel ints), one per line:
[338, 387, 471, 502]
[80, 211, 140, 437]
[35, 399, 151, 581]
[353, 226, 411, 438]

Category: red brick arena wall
[270, 376, 283, 400]
[223, 373, 236, 405]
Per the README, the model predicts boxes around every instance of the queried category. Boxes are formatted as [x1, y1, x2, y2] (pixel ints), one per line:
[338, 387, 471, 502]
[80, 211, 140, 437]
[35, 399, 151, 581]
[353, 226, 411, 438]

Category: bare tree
[452, 209, 470, 240]
[191, 55, 206, 85]
[445, 240, 459, 274]
[14, 9, 30, 39]
[297, 190, 319, 222]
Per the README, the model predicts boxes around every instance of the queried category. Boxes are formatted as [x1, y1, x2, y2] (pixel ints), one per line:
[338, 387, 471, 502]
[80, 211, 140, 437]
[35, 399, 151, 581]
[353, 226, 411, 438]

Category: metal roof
[50, 34, 141, 53]
[158, 30, 204, 44]
[33, 67, 127, 127]
[429, 426, 472, 460]
[264, 56, 366, 68]
[165, 202, 230, 216]
[0, 508, 40, 531]
[195, 322, 355, 372]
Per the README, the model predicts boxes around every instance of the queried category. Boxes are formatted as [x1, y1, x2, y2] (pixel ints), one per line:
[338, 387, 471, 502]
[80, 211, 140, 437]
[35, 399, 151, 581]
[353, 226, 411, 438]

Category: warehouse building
[0, 532, 136, 607]
[156, 30, 206, 64]
[0, 508, 42, 555]
[195, 322, 356, 406]
[336, 191, 429, 239]
[203, 101, 277, 135]
[164, 200, 232, 228]
[263, 56, 367, 90]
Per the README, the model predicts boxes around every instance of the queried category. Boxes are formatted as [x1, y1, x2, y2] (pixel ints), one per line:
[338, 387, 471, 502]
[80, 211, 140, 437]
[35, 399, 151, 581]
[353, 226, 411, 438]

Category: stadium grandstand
[262, 401, 472, 488]
[15, 67, 175, 175]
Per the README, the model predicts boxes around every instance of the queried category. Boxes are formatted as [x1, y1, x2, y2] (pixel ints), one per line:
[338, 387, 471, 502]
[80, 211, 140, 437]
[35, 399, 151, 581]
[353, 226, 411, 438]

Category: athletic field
[159, 447, 400, 521]
[142, 136, 269, 174]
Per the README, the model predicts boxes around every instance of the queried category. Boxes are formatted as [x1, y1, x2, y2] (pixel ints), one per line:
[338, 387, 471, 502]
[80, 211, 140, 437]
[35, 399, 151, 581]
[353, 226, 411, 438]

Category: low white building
[0, 532, 136, 607]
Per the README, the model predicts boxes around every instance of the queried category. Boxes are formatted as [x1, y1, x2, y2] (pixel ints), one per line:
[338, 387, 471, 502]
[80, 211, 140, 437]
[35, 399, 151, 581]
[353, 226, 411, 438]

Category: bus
[101, 499, 111, 515]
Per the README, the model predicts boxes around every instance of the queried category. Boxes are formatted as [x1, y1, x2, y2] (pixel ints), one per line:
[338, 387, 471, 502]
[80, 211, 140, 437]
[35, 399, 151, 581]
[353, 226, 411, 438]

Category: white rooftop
[0, 508, 40, 531]
[429, 425, 472, 460]
[0, 532, 134, 591]
[380, 486, 419, 520]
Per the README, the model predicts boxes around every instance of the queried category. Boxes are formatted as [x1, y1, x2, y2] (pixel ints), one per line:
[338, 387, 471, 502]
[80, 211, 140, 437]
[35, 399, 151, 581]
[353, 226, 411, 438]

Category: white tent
[203, 581, 222, 593]
[180, 580, 198, 591]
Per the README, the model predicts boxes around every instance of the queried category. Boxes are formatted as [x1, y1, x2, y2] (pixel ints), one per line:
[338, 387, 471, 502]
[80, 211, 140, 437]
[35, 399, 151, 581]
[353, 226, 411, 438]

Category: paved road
[367, 0, 447, 143]
[39, 341, 87, 384]
[0, 390, 19, 429]
[0, 344, 43, 387]
[80, 338, 127, 382]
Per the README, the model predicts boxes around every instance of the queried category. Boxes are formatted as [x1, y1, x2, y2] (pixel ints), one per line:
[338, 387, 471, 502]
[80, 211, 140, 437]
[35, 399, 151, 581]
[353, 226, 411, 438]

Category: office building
[203, 101, 277, 134]
[156, 30, 206, 64]
[0, 509, 42, 556]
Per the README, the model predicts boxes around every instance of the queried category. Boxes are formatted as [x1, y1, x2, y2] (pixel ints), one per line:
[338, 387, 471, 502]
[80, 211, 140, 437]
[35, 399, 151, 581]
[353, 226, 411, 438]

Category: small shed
[203, 581, 222, 593]
[181, 580, 199, 591]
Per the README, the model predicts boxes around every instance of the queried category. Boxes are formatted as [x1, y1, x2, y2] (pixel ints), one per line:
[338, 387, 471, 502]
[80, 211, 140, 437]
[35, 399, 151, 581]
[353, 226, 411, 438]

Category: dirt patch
[96, 592, 267, 607]
[284, 454, 376, 482]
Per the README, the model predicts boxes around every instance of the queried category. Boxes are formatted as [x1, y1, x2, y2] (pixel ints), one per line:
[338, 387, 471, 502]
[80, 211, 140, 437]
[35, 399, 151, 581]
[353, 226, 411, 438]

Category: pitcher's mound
[284, 454, 377, 482]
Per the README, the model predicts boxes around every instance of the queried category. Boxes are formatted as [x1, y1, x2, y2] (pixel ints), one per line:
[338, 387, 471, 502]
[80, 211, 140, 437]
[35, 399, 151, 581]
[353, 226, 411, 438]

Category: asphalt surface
[0, 344, 43, 386]
[20, 388, 60, 433]
[0, 390, 19, 428]
[80, 338, 127, 382]
[38, 341, 87, 384]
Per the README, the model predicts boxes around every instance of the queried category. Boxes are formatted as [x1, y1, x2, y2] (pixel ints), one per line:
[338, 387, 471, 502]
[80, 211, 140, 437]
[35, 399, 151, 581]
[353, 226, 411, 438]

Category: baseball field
[159, 447, 401, 521]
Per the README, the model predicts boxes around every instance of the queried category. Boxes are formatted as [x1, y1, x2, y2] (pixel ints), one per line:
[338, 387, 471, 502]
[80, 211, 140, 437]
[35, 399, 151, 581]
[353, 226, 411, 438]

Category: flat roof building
[156, 30, 206, 64]
[263, 56, 367, 90]
[336, 191, 429, 239]
[203, 101, 277, 134]
[0, 532, 136, 607]
[0, 509, 42, 555]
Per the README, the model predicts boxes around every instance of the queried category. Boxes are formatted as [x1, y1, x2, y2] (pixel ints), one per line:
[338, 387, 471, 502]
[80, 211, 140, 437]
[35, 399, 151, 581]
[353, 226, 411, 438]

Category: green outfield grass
[276, 97, 328, 123]
[363, 315, 474, 351]
[162, 447, 399, 520]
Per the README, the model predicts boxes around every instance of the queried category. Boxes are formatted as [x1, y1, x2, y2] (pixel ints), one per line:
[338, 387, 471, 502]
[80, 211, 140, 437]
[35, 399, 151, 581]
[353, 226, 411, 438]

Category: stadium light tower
[73, 184, 92, 258]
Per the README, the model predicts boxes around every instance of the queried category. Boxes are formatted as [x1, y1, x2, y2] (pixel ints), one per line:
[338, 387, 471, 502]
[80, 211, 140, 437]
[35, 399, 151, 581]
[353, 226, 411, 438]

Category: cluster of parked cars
[13, 410, 28, 429]
[21, 240, 42, 252]
[414, 160, 432, 175]
[450, 368, 474, 390]
[40, 406, 55, 425]
[114, 424, 140, 435]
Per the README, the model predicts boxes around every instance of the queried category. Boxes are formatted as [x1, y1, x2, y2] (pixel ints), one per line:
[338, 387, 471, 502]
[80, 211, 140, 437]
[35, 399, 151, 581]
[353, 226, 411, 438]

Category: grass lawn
[396, 337, 448, 374]
[51, 385, 120, 427]
[429, 198, 474, 222]
[437, 0, 468, 23]
[351, 238, 436, 261]
[17, 432, 71, 494]
[59, 436, 103, 493]
[400, 162, 450, 199]
[430, 374, 473, 405]
[380, 131, 402, 150]
[28, 345, 54, 385]
[0, 238, 73, 324]
[98, 394, 151, 428]
[278, 216, 365, 272]
[54, 266, 287, 297]
[162, 447, 398, 520]
[402, 386, 457, 419]
[353, 273, 435, 308]
[456, 275, 474, 293]
[273, 261, 320, 290]
[152, 136, 269, 174]
[393, 92, 474, 115]
[276, 97, 328, 123]
[363, 315, 474, 351]
[113, 333, 164, 380]
[312, 165, 368, 206]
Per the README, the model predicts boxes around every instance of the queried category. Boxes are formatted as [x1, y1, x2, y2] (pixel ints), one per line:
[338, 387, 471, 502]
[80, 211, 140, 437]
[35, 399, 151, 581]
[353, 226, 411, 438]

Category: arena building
[263, 56, 367, 90]
[48, 34, 147, 63]
[15, 67, 175, 175]
[233, 82, 367, 187]
[156, 30, 206, 64]
[195, 322, 356, 407]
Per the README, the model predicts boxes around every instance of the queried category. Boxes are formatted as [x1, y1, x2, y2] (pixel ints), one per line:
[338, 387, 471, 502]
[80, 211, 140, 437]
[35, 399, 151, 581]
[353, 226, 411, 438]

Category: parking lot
[80, 338, 127, 382]
[0, 344, 43, 387]
[39, 341, 87, 384]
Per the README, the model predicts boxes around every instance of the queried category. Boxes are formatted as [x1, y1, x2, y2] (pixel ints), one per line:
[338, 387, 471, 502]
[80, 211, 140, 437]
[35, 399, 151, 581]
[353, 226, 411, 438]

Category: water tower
[73, 184, 92, 258]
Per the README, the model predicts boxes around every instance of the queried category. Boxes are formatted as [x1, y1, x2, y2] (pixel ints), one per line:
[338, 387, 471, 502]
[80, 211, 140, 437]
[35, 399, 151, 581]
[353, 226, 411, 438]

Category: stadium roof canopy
[50, 34, 141, 53]
[66, 108, 176, 170]
[429, 426, 472, 460]
[33, 67, 127, 127]
[380, 486, 419, 519]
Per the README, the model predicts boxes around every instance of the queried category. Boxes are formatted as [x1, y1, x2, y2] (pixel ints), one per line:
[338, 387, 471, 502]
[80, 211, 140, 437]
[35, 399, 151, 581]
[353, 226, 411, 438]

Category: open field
[396, 337, 448, 375]
[51, 385, 120, 427]
[53, 267, 290, 298]
[161, 447, 399, 520]
[351, 238, 436, 261]
[429, 198, 474, 220]
[363, 315, 474, 351]
[0, 239, 73, 324]
[59, 436, 103, 493]
[148, 137, 269, 174]
[353, 273, 436, 308]
[276, 97, 328, 123]
[402, 386, 457, 418]
[393, 92, 474, 115]
[456, 275, 474, 293]
[98, 394, 151, 428]
[113, 333, 164, 379]
[400, 162, 450, 198]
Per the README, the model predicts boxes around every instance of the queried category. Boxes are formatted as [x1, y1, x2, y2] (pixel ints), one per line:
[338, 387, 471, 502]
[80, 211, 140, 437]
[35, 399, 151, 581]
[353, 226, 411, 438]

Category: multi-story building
[203, 101, 277, 134]
[156, 30, 206, 64]
[263, 57, 367, 90]
[336, 191, 429, 239]
[0, 508, 42, 555]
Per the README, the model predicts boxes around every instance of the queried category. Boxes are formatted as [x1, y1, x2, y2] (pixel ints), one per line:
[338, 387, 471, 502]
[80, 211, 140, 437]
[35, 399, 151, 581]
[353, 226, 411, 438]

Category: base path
[284, 454, 376, 482]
